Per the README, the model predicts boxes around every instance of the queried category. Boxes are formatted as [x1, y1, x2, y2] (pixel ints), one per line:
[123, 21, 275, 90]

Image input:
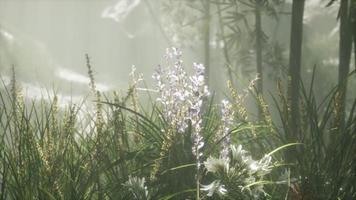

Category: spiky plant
[272, 68, 356, 199]
[202, 144, 274, 199]
[0, 48, 294, 199]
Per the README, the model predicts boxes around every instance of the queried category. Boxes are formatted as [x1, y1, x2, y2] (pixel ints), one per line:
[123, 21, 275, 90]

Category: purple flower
[152, 47, 210, 162]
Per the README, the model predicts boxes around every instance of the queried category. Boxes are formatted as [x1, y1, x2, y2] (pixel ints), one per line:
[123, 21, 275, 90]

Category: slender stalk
[196, 145, 200, 200]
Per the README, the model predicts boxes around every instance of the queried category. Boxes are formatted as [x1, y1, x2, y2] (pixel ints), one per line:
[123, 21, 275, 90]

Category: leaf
[266, 143, 303, 157]
[160, 163, 196, 175]
[243, 180, 273, 189]
[38, 187, 57, 200]
[325, 0, 337, 7]
[158, 189, 196, 200]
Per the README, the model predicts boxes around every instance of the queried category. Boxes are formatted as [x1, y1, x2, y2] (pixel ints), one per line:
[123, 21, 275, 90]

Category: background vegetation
[0, 0, 356, 199]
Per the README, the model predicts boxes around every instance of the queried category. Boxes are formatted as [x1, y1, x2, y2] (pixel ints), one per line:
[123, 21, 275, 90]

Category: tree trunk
[216, 2, 234, 86]
[337, 0, 352, 130]
[352, 1, 356, 71]
[204, 1, 211, 87]
[287, 0, 305, 161]
[255, 0, 263, 120]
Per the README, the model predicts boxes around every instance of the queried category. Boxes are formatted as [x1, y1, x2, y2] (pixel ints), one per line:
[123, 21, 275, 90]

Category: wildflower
[128, 65, 143, 113]
[257, 154, 272, 175]
[152, 48, 191, 133]
[220, 99, 234, 160]
[204, 156, 229, 174]
[202, 145, 274, 198]
[152, 47, 209, 159]
[275, 169, 298, 185]
[201, 180, 227, 197]
[123, 176, 149, 200]
[129, 65, 143, 85]
[151, 48, 210, 191]
[231, 144, 248, 164]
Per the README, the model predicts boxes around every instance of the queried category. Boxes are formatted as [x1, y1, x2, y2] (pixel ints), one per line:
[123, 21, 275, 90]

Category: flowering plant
[202, 144, 273, 199]
[152, 47, 209, 160]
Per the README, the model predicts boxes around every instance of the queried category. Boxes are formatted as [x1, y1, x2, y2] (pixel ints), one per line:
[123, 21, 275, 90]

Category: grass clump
[1, 48, 354, 199]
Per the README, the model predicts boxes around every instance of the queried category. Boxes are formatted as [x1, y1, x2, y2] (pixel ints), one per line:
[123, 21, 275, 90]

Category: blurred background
[0, 0, 353, 107]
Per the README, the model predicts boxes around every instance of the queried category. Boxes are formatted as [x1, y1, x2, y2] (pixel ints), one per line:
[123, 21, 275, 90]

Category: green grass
[0, 61, 355, 199]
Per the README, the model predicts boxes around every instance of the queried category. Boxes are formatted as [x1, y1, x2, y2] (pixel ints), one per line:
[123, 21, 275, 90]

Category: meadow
[0, 48, 355, 200]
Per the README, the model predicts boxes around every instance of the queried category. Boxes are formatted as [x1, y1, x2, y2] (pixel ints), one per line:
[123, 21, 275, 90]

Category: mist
[0, 0, 356, 199]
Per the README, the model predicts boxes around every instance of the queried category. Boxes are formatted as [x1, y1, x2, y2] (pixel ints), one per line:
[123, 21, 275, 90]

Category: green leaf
[266, 143, 303, 157]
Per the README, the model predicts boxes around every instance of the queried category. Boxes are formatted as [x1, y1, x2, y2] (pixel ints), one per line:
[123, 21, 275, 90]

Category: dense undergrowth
[0, 48, 355, 199]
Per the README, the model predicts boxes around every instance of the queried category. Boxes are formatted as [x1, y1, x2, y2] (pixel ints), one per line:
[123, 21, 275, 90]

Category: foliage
[1, 48, 355, 200]
[0, 48, 288, 199]
[273, 68, 356, 199]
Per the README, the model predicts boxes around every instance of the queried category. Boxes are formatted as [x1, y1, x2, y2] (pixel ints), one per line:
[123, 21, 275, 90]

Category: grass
[271, 68, 356, 199]
[0, 50, 355, 199]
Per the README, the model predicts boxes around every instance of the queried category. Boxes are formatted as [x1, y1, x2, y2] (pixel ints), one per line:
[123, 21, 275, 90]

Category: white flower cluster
[152, 47, 210, 160]
[202, 145, 273, 198]
[220, 99, 235, 160]
[123, 176, 149, 199]
[230, 145, 272, 176]
[201, 180, 227, 197]
[129, 65, 143, 87]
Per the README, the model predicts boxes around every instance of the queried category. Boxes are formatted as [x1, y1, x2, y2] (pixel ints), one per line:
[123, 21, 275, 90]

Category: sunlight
[303, 0, 337, 24]
[0, 29, 14, 42]
[0, 1, 355, 198]
[101, 0, 141, 22]
[55, 67, 110, 92]
[20, 81, 82, 109]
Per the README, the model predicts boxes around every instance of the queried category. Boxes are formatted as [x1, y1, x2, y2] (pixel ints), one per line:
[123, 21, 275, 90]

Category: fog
[1, 1, 356, 198]
[0, 0, 169, 99]
[0, 0, 352, 104]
